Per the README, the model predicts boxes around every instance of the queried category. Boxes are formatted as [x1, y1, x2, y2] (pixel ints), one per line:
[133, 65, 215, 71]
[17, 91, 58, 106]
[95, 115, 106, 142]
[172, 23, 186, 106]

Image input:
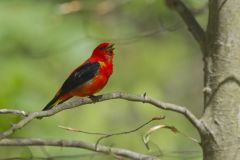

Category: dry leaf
[143, 124, 200, 150]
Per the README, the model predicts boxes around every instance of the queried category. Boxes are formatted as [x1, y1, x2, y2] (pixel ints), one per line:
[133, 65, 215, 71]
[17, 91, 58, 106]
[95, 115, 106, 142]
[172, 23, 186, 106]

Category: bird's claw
[89, 95, 102, 102]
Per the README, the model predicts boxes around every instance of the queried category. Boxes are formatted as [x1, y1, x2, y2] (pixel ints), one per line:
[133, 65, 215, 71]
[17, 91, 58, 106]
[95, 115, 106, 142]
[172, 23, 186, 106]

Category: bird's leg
[89, 95, 102, 102]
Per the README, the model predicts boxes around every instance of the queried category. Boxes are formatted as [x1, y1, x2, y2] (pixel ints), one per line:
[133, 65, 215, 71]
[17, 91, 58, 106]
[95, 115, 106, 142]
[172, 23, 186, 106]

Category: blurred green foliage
[0, 0, 207, 159]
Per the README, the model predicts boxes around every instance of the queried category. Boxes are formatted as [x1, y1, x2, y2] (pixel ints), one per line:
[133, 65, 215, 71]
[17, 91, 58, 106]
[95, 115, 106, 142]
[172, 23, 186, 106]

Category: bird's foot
[89, 95, 102, 102]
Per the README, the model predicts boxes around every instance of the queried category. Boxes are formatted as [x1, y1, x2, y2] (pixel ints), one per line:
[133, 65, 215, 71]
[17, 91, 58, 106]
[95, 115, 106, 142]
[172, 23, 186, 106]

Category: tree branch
[58, 116, 165, 149]
[0, 92, 205, 140]
[165, 0, 206, 51]
[0, 138, 159, 160]
[0, 109, 29, 117]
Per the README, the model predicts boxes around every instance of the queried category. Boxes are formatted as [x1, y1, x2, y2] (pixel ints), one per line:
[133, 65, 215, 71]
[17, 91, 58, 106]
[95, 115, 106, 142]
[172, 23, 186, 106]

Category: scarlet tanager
[42, 42, 115, 111]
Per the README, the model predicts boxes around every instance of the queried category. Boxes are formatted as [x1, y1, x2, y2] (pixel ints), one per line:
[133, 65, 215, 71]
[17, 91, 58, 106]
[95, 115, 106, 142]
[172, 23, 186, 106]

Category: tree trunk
[201, 0, 240, 159]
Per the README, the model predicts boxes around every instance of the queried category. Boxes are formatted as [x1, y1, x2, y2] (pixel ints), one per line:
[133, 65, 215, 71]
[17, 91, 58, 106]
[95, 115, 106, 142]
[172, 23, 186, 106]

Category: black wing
[58, 62, 100, 97]
[42, 62, 100, 111]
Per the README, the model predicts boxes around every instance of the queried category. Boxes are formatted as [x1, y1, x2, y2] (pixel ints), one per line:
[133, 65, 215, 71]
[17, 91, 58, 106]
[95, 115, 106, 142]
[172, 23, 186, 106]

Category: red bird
[42, 42, 115, 111]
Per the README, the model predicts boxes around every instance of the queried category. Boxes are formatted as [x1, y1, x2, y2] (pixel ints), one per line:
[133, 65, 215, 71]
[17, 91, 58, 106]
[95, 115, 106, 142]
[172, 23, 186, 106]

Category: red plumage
[42, 42, 114, 111]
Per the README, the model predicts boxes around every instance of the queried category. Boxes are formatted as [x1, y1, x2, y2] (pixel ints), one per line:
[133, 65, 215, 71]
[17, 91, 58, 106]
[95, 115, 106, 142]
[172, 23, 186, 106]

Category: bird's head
[92, 42, 115, 61]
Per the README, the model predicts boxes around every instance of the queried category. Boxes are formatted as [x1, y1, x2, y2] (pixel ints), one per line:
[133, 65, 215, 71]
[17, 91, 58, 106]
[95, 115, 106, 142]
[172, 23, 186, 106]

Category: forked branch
[0, 92, 205, 140]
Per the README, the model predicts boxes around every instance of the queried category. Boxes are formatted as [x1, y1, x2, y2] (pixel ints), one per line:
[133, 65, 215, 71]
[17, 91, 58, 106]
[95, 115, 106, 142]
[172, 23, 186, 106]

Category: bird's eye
[99, 46, 107, 51]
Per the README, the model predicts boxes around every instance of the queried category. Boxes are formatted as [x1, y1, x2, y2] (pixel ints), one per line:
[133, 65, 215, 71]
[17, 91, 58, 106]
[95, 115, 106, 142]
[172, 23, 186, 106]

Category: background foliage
[0, 0, 207, 159]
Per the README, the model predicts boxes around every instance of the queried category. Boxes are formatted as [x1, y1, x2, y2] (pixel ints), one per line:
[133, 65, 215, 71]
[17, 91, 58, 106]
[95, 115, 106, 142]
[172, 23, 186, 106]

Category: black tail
[42, 95, 73, 111]
[42, 96, 60, 111]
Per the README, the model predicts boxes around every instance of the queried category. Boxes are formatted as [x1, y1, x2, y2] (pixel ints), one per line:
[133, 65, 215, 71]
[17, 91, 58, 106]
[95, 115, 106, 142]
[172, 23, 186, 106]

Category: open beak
[106, 43, 115, 51]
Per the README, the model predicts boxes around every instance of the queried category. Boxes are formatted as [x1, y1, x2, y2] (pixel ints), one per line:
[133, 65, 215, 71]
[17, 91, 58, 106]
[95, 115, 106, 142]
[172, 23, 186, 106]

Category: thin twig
[0, 92, 205, 140]
[84, 20, 182, 45]
[95, 116, 165, 149]
[58, 125, 108, 136]
[0, 109, 29, 117]
[59, 116, 165, 149]
[0, 138, 159, 160]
